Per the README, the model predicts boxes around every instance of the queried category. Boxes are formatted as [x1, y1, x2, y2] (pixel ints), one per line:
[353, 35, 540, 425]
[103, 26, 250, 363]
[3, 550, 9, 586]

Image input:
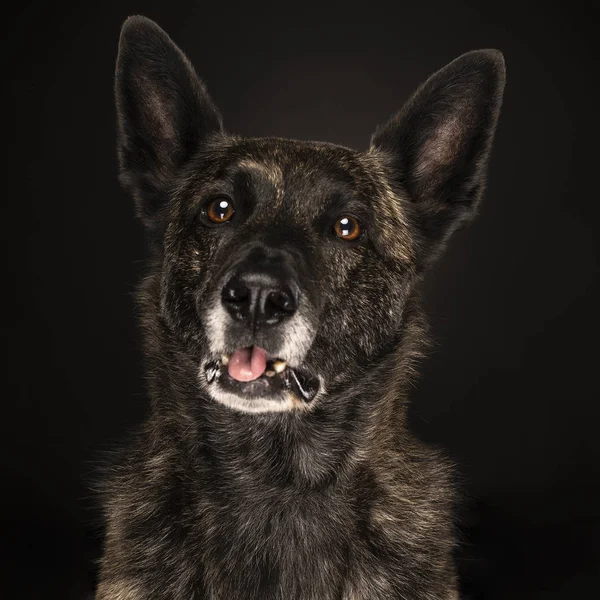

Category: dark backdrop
[2, 1, 598, 598]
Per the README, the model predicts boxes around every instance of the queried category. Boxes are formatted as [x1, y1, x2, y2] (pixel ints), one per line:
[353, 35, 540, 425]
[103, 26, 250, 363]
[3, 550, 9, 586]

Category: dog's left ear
[115, 16, 223, 231]
[370, 50, 505, 267]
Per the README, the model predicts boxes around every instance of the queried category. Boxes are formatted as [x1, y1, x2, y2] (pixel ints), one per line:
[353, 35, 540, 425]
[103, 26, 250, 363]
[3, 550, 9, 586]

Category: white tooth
[221, 354, 229, 365]
[265, 370, 276, 377]
[273, 360, 287, 374]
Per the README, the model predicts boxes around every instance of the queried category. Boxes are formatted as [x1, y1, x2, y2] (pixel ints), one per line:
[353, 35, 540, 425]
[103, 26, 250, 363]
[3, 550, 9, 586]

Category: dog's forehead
[231, 137, 361, 172]
[217, 138, 374, 204]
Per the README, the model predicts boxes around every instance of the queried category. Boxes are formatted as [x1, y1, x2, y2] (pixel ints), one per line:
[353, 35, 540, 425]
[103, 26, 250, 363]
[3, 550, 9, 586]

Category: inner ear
[137, 75, 179, 150]
[418, 113, 470, 179]
[411, 96, 487, 204]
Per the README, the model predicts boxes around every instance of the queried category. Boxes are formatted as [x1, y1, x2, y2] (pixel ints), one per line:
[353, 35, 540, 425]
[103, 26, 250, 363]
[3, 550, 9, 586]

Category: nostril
[222, 280, 250, 304]
[266, 288, 297, 315]
[221, 279, 252, 322]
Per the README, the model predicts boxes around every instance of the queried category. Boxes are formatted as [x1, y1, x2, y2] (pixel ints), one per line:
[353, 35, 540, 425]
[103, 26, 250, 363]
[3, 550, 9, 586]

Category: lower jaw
[204, 360, 320, 404]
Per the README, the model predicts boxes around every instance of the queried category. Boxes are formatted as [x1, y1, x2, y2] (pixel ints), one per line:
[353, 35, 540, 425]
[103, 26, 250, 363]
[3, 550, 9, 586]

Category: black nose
[222, 273, 298, 327]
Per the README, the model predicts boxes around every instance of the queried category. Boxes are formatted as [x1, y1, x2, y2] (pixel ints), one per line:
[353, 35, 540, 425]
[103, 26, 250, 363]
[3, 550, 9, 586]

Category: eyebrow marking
[237, 159, 285, 208]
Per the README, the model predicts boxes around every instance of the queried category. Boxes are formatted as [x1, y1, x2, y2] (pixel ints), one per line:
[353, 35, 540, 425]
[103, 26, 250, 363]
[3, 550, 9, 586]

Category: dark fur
[97, 15, 505, 599]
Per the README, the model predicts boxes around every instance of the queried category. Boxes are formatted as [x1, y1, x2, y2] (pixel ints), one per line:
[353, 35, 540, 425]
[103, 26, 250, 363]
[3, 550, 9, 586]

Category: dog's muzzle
[201, 244, 320, 411]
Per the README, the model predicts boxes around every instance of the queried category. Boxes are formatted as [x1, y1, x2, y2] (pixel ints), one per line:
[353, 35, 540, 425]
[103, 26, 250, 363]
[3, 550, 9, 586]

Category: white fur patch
[202, 384, 305, 413]
[277, 313, 316, 367]
[202, 297, 229, 356]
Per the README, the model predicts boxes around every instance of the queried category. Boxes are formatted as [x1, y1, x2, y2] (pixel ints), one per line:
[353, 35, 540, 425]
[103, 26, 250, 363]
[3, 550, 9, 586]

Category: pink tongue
[228, 346, 268, 382]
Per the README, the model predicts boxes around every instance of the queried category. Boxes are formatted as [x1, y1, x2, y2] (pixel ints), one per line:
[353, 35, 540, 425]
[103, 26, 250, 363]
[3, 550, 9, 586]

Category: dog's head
[115, 16, 505, 414]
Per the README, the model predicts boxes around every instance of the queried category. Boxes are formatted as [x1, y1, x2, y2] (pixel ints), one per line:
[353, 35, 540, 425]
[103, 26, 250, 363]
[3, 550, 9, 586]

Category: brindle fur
[96, 15, 505, 599]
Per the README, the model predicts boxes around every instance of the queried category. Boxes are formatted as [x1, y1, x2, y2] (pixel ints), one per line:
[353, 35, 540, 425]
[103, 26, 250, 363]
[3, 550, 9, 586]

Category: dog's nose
[222, 273, 298, 327]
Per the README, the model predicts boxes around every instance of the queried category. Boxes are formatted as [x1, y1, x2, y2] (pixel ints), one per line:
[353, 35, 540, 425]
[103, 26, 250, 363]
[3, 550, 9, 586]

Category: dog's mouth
[205, 346, 319, 403]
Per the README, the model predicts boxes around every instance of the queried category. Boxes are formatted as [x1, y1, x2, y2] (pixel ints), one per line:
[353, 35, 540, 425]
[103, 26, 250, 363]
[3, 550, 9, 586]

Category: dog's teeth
[273, 360, 287, 374]
[265, 370, 276, 377]
[205, 362, 220, 384]
[221, 354, 229, 365]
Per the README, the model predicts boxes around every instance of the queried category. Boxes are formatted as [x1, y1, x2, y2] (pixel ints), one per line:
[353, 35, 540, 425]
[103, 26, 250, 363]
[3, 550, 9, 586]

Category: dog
[96, 15, 505, 599]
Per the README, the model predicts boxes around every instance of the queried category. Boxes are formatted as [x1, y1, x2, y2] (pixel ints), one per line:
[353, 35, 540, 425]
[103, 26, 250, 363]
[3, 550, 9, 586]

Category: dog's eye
[333, 215, 361, 241]
[206, 198, 234, 224]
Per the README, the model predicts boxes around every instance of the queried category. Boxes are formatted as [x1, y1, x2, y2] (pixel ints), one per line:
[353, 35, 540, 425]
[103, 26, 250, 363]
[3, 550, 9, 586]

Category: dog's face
[115, 17, 505, 414]
[160, 139, 415, 413]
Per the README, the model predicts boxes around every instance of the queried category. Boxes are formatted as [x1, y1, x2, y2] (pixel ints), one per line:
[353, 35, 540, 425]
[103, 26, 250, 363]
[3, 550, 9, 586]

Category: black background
[3, 1, 599, 598]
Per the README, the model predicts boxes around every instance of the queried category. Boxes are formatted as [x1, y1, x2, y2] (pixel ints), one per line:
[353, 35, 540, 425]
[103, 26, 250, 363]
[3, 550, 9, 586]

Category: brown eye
[206, 198, 234, 223]
[334, 215, 361, 241]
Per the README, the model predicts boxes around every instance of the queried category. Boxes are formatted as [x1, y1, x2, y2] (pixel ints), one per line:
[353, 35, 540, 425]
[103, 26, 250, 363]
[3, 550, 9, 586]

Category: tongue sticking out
[228, 346, 268, 382]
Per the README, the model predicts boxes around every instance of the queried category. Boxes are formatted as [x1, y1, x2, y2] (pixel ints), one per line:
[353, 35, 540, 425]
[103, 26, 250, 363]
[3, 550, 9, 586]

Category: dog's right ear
[115, 16, 223, 231]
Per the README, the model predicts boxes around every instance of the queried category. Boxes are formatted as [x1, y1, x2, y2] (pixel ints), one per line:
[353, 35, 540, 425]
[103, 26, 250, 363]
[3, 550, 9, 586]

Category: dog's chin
[201, 357, 321, 414]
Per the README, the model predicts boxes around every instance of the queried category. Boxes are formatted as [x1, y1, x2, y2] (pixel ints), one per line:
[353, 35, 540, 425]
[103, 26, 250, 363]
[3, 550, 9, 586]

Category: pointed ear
[370, 50, 505, 267]
[115, 16, 223, 230]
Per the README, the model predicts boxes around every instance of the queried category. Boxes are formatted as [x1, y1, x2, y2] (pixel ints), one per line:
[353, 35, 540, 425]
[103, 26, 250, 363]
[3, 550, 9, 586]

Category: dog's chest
[196, 489, 357, 599]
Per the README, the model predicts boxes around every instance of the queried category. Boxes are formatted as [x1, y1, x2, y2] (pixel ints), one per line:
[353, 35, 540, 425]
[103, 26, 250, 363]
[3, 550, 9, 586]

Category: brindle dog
[96, 15, 505, 600]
